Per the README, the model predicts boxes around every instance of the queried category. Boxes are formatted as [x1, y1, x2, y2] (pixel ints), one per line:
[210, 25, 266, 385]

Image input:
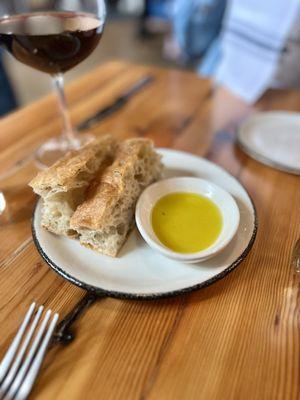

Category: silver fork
[0, 303, 59, 400]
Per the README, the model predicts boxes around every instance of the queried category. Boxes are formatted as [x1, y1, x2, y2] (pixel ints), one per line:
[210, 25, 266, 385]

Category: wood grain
[0, 61, 299, 400]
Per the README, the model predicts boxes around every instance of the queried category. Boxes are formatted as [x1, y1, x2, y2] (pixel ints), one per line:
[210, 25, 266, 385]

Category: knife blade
[77, 75, 155, 132]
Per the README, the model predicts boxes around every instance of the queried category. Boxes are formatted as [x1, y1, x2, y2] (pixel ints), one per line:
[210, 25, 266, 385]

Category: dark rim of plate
[31, 149, 258, 300]
[31, 201, 258, 301]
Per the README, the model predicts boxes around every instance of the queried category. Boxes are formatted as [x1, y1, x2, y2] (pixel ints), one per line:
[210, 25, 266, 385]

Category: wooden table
[0, 61, 299, 400]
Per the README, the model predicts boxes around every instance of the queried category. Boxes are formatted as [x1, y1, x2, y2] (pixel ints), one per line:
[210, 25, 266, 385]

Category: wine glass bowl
[0, 12, 104, 74]
[0, 0, 106, 168]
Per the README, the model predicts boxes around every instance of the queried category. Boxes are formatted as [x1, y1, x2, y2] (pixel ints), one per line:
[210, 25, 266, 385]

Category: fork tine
[1, 306, 44, 393]
[15, 313, 59, 400]
[6, 310, 52, 399]
[0, 303, 36, 382]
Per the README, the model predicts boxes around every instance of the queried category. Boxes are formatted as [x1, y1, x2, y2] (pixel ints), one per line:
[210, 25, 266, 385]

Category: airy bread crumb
[29, 135, 118, 237]
[70, 138, 163, 256]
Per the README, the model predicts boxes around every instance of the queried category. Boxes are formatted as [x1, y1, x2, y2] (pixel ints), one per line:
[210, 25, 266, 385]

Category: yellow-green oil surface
[151, 192, 222, 253]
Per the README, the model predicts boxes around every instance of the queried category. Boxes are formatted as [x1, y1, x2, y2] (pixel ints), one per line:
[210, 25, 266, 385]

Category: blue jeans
[0, 53, 17, 116]
[173, 0, 226, 76]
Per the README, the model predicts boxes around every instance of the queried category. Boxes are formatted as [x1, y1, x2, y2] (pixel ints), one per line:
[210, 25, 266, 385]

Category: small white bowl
[135, 177, 240, 263]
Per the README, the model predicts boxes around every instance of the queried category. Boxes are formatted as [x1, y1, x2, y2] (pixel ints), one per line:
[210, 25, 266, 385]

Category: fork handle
[52, 292, 105, 346]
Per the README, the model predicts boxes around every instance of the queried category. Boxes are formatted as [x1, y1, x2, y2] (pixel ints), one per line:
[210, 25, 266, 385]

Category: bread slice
[29, 135, 118, 237]
[70, 138, 163, 256]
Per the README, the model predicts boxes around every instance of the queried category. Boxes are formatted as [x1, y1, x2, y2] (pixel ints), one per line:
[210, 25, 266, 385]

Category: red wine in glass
[0, 12, 104, 74]
[0, 9, 106, 168]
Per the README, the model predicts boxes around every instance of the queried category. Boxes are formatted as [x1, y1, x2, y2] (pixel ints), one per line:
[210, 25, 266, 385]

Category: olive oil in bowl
[152, 192, 222, 254]
[135, 177, 240, 263]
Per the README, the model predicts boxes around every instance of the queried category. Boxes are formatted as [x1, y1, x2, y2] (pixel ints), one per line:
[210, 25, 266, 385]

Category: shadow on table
[0, 185, 36, 226]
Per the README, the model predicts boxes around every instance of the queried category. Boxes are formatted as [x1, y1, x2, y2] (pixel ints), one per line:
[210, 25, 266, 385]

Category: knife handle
[77, 97, 127, 131]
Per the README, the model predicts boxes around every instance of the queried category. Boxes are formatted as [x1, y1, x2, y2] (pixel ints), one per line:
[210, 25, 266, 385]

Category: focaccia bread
[70, 138, 163, 256]
[29, 135, 118, 237]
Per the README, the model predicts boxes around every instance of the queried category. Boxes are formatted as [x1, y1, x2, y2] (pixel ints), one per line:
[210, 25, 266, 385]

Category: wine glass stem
[53, 74, 77, 145]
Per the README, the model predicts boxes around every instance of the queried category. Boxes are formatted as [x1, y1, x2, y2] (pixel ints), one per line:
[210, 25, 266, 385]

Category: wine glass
[0, 0, 106, 169]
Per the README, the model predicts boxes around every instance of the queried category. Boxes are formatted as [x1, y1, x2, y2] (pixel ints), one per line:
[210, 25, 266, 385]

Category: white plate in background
[237, 111, 300, 175]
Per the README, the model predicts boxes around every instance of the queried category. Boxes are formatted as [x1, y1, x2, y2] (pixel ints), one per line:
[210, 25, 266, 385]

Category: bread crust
[70, 138, 161, 230]
[29, 136, 162, 257]
[29, 134, 119, 238]
[29, 135, 118, 194]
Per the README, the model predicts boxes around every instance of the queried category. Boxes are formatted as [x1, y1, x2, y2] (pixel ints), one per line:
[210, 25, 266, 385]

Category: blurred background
[2, 0, 300, 123]
[1, 0, 182, 112]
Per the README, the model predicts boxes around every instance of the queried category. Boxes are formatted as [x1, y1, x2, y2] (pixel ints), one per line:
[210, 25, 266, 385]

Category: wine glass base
[35, 134, 94, 169]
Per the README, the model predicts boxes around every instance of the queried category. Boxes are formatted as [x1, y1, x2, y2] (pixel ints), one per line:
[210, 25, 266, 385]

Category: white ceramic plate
[32, 149, 258, 299]
[237, 111, 300, 175]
